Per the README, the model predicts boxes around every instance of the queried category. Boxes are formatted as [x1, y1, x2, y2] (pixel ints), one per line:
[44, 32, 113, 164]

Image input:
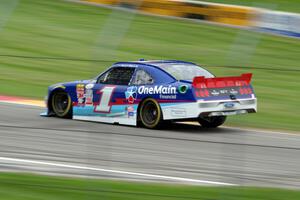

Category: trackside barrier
[79, 0, 300, 38]
[255, 10, 300, 38]
[82, 0, 255, 26]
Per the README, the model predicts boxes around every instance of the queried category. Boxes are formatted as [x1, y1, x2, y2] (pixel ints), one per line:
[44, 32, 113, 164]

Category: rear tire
[198, 116, 226, 128]
[139, 98, 163, 129]
[51, 91, 72, 118]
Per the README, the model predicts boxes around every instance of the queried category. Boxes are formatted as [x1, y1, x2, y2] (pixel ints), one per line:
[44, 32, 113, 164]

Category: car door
[91, 66, 136, 117]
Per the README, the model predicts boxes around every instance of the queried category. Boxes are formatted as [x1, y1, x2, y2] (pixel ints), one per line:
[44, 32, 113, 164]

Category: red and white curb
[0, 95, 44, 107]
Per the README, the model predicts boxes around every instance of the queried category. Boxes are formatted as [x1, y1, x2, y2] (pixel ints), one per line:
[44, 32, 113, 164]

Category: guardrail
[78, 0, 300, 38]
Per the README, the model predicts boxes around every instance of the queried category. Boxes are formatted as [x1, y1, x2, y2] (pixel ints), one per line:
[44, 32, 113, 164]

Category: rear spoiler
[192, 73, 252, 89]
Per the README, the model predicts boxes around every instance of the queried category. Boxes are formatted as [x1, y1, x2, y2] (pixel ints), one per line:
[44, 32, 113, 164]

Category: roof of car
[113, 60, 197, 68]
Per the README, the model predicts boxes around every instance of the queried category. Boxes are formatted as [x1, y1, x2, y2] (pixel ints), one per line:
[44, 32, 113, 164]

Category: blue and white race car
[42, 60, 257, 129]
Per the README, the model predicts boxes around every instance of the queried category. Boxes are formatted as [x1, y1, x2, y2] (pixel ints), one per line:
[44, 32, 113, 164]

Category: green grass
[0, 0, 299, 131]
[200, 0, 300, 13]
[0, 173, 299, 200]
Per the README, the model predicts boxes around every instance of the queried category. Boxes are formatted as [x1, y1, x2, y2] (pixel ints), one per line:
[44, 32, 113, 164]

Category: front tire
[51, 91, 72, 118]
[198, 116, 226, 128]
[139, 98, 163, 129]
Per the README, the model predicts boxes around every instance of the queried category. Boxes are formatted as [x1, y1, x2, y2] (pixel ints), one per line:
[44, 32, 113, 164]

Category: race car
[41, 60, 257, 129]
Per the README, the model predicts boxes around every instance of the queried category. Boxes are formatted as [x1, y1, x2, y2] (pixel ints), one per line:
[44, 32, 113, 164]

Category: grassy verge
[0, 0, 299, 131]
[200, 0, 300, 13]
[0, 173, 299, 200]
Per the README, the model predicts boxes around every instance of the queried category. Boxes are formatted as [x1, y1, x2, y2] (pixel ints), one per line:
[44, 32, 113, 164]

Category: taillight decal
[240, 87, 253, 95]
[195, 89, 210, 97]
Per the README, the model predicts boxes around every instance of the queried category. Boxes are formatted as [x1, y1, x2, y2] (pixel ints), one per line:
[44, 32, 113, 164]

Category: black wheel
[139, 98, 163, 129]
[51, 91, 72, 118]
[198, 116, 226, 128]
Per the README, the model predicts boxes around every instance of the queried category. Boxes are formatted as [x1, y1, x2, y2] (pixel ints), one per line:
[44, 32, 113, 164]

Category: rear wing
[192, 73, 252, 88]
[192, 73, 253, 98]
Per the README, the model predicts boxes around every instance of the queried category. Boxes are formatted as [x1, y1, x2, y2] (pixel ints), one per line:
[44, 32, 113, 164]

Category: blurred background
[0, 0, 299, 199]
[0, 0, 299, 131]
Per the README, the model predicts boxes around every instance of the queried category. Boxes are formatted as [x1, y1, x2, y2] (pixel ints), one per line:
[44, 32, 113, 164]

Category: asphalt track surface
[0, 102, 299, 188]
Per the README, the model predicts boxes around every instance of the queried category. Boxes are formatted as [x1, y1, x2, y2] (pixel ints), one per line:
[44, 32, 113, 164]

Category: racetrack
[0, 102, 299, 188]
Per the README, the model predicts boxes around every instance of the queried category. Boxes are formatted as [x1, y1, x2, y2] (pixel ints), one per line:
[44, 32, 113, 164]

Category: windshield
[155, 63, 214, 81]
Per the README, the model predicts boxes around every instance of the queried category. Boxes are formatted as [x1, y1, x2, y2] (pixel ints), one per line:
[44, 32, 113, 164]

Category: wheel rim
[52, 92, 71, 117]
[141, 100, 160, 126]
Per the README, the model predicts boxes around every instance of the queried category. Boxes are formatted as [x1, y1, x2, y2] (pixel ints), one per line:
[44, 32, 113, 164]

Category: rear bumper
[161, 98, 257, 120]
[198, 98, 257, 117]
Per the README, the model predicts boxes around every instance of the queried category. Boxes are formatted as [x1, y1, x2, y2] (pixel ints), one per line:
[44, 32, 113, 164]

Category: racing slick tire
[139, 98, 163, 129]
[198, 116, 226, 128]
[51, 91, 72, 118]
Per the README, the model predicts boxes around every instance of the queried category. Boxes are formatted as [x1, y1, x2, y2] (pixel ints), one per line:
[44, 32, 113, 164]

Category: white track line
[0, 157, 235, 186]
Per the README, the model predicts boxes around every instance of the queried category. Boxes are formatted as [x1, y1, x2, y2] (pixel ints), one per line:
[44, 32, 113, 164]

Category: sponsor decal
[229, 89, 239, 95]
[126, 85, 179, 101]
[85, 84, 94, 104]
[209, 87, 245, 97]
[76, 84, 94, 106]
[125, 86, 137, 104]
[224, 102, 235, 108]
[128, 112, 135, 117]
[76, 84, 85, 106]
[127, 106, 135, 118]
[85, 89, 93, 105]
[127, 106, 134, 112]
[178, 85, 188, 94]
[220, 89, 229, 94]
[159, 94, 177, 99]
[211, 90, 220, 96]
[138, 85, 177, 95]
[171, 108, 186, 117]
[85, 84, 94, 89]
